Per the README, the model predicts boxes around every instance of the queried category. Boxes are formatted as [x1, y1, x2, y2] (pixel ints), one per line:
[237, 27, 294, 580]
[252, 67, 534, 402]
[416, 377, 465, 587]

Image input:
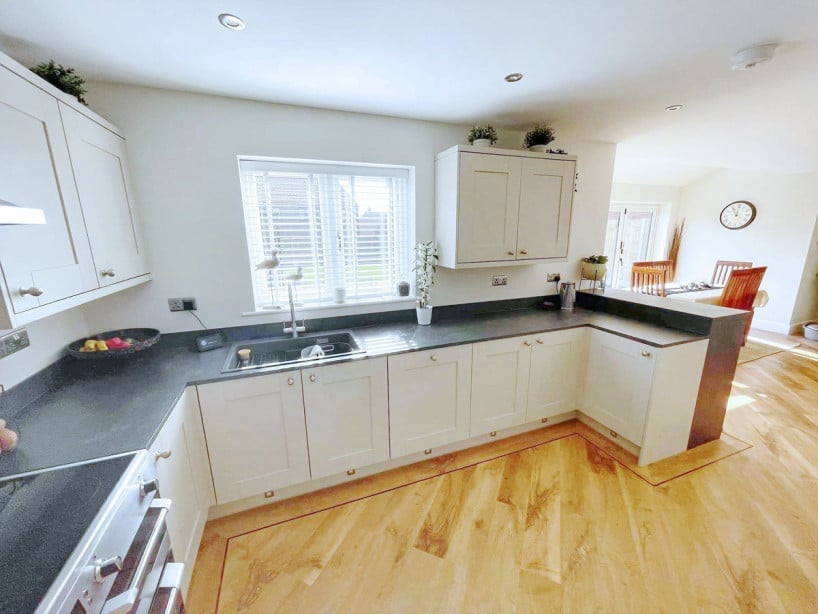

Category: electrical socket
[168, 297, 197, 312]
[491, 275, 509, 287]
[0, 328, 30, 359]
[547, 273, 561, 282]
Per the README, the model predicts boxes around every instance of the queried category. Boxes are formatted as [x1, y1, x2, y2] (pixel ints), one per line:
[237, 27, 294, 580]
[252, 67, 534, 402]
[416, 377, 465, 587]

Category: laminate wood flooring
[189, 336, 818, 613]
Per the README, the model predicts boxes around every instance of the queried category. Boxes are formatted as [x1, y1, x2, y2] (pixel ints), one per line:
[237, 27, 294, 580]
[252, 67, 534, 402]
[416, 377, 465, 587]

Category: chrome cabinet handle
[100, 269, 116, 277]
[430, 355, 437, 361]
[19, 286, 43, 297]
[523, 341, 532, 346]
[287, 377, 295, 386]
[507, 250, 515, 256]
[520, 249, 528, 255]
[641, 350, 652, 358]
[309, 374, 316, 382]
[154, 450, 172, 461]
[536, 339, 544, 344]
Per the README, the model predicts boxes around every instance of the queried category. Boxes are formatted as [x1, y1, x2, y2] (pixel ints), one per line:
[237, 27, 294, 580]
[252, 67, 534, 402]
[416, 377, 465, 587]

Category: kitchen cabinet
[581, 329, 709, 464]
[302, 358, 389, 479]
[470, 336, 531, 436]
[435, 145, 576, 268]
[149, 388, 214, 596]
[0, 63, 97, 323]
[60, 103, 148, 286]
[388, 345, 472, 456]
[0, 51, 150, 330]
[527, 327, 588, 422]
[197, 372, 311, 504]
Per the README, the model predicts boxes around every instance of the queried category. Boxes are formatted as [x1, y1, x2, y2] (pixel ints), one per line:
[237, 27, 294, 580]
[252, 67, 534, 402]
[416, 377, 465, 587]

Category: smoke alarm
[730, 44, 778, 70]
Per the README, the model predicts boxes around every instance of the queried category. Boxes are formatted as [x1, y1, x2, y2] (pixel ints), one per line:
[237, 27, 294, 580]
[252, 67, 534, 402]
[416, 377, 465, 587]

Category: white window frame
[237, 156, 416, 314]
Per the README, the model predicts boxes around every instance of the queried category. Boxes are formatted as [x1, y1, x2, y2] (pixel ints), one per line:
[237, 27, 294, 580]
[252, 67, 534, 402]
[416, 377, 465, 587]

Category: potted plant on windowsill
[523, 124, 555, 152]
[580, 255, 608, 282]
[468, 125, 498, 147]
[414, 240, 439, 325]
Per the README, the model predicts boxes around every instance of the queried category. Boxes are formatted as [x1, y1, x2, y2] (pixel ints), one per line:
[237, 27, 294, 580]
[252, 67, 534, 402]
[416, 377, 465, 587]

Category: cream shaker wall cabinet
[435, 145, 577, 269]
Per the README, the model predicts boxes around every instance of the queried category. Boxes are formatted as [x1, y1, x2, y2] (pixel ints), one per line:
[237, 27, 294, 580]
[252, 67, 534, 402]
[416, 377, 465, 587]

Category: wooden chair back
[631, 266, 667, 297]
[633, 260, 675, 282]
[719, 266, 767, 345]
[711, 260, 752, 285]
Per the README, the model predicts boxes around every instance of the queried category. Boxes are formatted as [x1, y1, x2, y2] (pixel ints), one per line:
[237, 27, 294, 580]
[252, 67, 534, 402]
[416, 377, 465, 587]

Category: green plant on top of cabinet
[435, 145, 576, 269]
[197, 372, 311, 504]
[301, 358, 390, 479]
[388, 345, 472, 456]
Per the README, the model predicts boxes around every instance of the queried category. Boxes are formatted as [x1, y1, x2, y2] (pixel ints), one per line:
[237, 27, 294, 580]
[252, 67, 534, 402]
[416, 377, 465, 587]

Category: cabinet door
[0, 67, 95, 315]
[517, 158, 575, 260]
[60, 103, 148, 286]
[457, 152, 521, 263]
[388, 345, 472, 457]
[302, 358, 389, 479]
[527, 328, 588, 421]
[471, 337, 531, 435]
[581, 330, 656, 444]
[198, 373, 310, 503]
[149, 389, 208, 575]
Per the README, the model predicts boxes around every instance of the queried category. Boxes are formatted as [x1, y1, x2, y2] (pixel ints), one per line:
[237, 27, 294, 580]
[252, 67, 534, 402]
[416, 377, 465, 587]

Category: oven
[34, 451, 185, 613]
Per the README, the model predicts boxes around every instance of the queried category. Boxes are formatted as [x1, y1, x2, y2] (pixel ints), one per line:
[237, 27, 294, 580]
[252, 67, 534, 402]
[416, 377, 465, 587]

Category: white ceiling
[2, 1, 818, 185]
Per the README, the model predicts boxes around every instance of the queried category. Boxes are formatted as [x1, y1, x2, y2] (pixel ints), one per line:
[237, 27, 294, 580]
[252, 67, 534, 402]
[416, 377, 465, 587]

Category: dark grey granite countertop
[0, 306, 707, 480]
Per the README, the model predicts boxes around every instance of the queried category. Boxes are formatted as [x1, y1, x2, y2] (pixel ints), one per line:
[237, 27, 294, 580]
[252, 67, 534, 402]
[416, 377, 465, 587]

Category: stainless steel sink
[222, 330, 364, 373]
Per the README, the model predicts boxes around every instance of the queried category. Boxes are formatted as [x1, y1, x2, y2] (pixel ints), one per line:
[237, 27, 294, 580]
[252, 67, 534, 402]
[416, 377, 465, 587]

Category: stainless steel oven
[34, 451, 185, 613]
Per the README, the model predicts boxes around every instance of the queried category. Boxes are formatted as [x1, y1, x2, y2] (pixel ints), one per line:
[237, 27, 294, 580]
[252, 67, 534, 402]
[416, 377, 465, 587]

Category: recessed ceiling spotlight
[730, 44, 778, 70]
[504, 73, 523, 83]
[665, 104, 683, 112]
[218, 13, 246, 30]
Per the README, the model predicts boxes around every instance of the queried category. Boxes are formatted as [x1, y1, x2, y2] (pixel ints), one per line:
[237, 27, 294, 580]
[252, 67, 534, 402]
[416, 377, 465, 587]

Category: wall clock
[719, 200, 756, 230]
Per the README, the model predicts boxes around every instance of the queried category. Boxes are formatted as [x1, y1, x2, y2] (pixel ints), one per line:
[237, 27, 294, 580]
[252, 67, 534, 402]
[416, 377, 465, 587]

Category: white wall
[79, 83, 616, 333]
[0, 308, 88, 389]
[674, 169, 818, 333]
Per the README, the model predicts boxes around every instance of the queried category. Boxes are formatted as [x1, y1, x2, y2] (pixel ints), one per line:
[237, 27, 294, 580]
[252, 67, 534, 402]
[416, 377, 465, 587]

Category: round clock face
[720, 200, 756, 229]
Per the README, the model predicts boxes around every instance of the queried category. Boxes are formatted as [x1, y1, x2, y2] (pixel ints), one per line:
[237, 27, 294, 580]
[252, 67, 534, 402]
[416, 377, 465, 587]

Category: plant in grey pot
[523, 124, 555, 152]
[413, 240, 439, 325]
[468, 124, 498, 147]
[30, 60, 87, 105]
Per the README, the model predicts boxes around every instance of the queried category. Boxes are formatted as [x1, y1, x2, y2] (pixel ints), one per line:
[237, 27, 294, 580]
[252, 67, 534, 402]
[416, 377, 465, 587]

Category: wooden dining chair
[633, 260, 675, 282]
[719, 266, 766, 345]
[711, 260, 752, 286]
[631, 266, 667, 297]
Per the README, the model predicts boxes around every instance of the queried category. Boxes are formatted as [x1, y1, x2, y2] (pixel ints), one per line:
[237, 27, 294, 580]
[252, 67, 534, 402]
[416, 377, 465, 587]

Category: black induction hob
[0, 453, 136, 614]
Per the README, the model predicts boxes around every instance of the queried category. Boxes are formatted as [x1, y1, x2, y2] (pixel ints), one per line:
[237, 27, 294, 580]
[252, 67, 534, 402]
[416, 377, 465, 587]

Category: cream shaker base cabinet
[470, 337, 532, 436]
[60, 103, 148, 286]
[435, 145, 577, 269]
[388, 345, 472, 457]
[0, 65, 96, 319]
[581, 330, 656, 444]
[527, 328, 588, 422]
[197, 373, 311, 504]
[149, 388, 214, 595]
[302, 358, 389, 479]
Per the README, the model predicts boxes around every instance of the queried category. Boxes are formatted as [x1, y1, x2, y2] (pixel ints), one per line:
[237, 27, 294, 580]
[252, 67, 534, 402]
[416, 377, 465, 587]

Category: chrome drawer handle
[309, 374, 317, 382]
[155, 450, 172, 461]
[430, 355, 437, 361]
[523, 341, 532, 346]
[520, 249, 528, 255]
[536, 339, 544, 344]
[507, 250, 515, 256]
[19, 286, 43, 297]
[100, 269, 116, 277]
[287, 377, 295, 386]
[641, 350, 652, 358]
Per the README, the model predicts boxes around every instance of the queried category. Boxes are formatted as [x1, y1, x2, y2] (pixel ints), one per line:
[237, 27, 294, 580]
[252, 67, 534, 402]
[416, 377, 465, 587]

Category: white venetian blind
[238, 158, 413, 310]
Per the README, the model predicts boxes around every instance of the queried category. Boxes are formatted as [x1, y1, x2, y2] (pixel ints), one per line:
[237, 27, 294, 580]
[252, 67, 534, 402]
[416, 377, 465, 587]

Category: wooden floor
[188, 332, 818, 613]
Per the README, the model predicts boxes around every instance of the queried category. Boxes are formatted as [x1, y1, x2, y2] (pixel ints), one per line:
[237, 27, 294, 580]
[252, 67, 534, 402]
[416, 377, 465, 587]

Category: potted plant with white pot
[580, 255, 608, 282]
[414, 240, 438, 325]
[523, 124, 555, 152]
[468, 124, 498, 147]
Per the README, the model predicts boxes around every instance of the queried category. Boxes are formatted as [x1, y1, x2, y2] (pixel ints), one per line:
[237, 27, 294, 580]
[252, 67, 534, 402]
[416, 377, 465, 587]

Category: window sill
[242, 296, 417, 318]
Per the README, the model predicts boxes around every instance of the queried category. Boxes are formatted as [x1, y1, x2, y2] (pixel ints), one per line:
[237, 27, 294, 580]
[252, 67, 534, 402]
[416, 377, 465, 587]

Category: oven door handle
[102, 498, 172, 614]
[150, 562, 185, 614]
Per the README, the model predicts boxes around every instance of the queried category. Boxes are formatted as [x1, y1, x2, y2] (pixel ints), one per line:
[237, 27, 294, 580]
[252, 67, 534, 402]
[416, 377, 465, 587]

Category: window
[238, 157, 414, 311]
[603, 204, 665, 288]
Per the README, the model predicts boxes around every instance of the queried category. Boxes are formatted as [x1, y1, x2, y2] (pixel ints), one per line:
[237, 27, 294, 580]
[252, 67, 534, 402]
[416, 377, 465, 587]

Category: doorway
[604, 204, 662, 289]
